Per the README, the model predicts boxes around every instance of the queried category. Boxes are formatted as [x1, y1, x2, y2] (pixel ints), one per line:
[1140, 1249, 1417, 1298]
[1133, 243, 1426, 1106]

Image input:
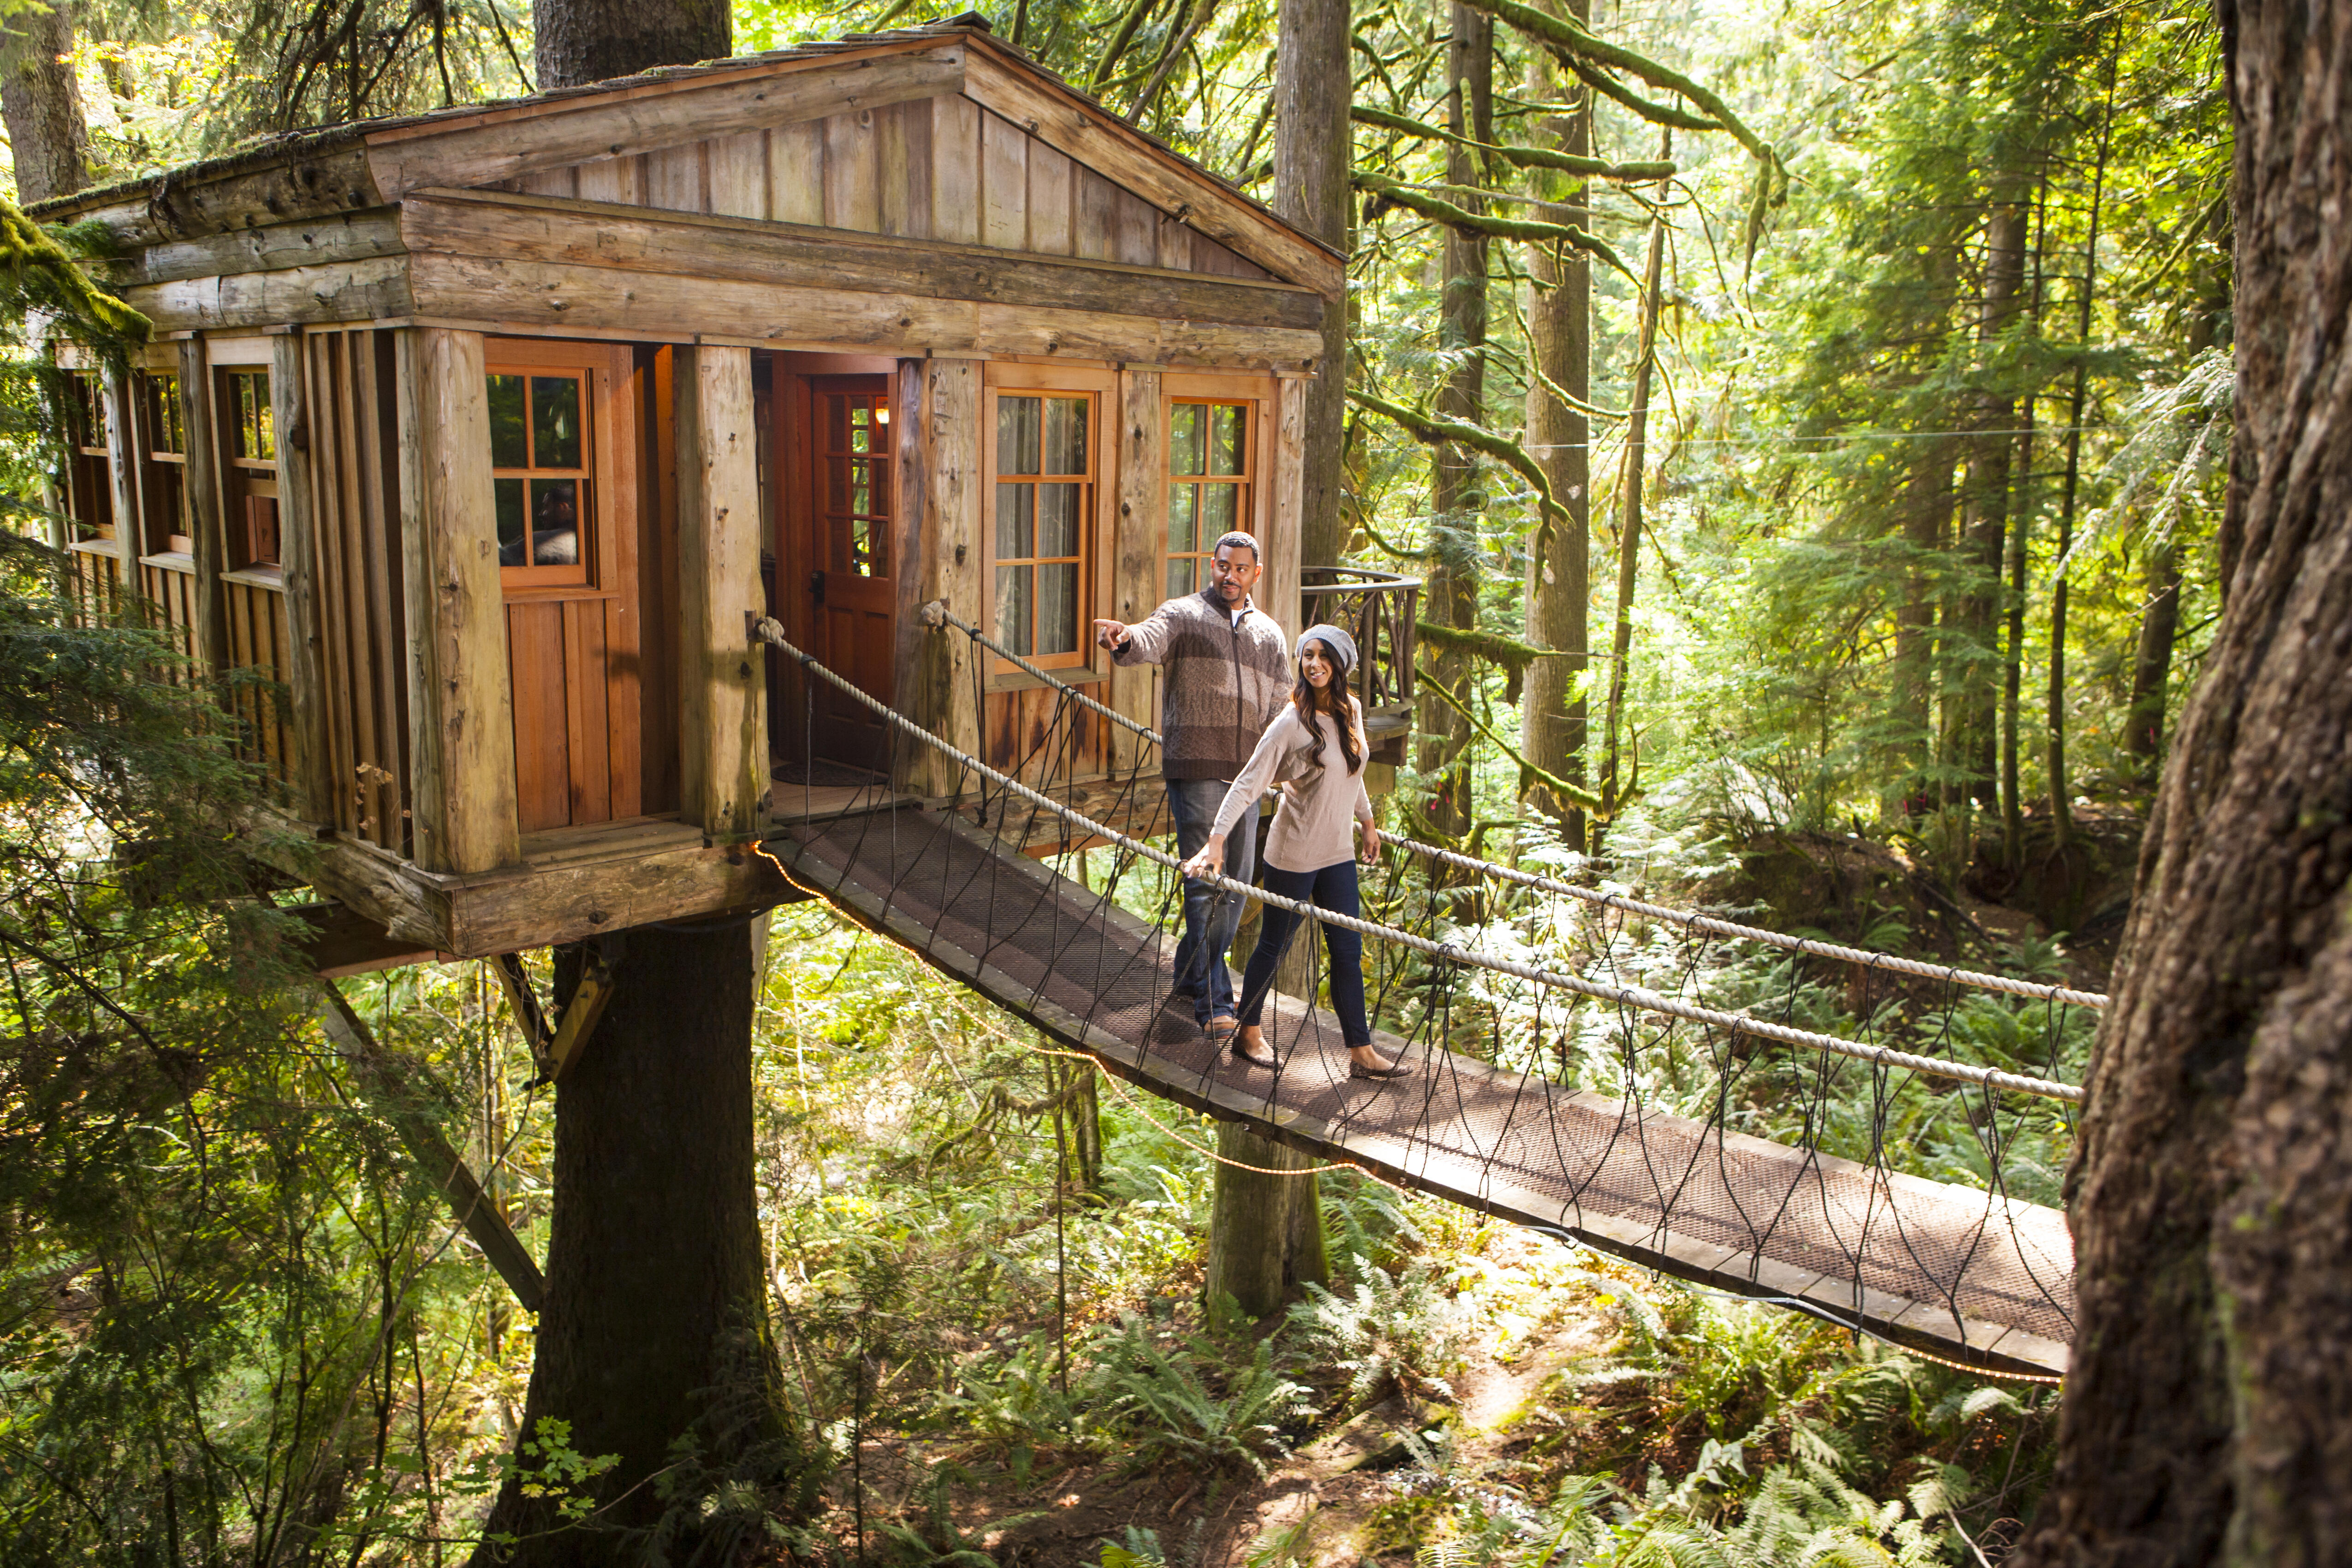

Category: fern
[1288, 1254, 1474, 1410]
[1085, 1316, 1313, 1478]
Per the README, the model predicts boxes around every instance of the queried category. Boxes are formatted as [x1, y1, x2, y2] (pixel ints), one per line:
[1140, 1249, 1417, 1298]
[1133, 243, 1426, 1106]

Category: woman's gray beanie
[1297, 623, 1358, 674]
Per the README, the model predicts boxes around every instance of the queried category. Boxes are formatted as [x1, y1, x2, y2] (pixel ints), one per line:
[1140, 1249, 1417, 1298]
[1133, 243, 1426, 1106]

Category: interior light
[876, 405, 891, 425]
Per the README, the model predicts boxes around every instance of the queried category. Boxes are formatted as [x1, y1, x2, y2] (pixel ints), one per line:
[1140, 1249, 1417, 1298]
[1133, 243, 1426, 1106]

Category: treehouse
[35, 19, 1420, 960]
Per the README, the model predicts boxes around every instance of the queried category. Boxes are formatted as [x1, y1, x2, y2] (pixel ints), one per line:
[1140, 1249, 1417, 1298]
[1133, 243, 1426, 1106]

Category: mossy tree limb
[1348, 386, 1567, 564]
[1353, 171, 1637, 280]
[1351, 103, 1675, 182]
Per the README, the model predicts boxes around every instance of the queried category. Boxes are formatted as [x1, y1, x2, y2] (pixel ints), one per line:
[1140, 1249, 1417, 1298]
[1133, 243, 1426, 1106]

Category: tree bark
[1892, 447, 1950, 817]
[535, 0, 730, 90]
[1273, 0, 1354, 574]
[2121, 538, 2181, 783]
[1596, 143, 1666, 842]
[2014, 2, 2352, 1560]
[1415, 5, 1491, 842]
[1519, 25, 1590, 846]
[469, 923, 783, 1564]
[1945, 196, 2027, 812]
[1, 0, 89, 204]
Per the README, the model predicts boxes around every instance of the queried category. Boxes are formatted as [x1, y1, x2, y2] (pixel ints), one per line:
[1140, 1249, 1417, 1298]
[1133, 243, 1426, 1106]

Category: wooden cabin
[34, 21, 1416, 959]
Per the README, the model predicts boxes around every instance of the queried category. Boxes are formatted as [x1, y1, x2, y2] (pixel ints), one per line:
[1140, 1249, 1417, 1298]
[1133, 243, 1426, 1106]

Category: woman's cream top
[1210, 699, 1375, 873]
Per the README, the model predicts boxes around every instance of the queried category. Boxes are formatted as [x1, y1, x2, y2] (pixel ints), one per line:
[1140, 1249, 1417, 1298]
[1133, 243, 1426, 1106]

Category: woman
[1179, 625, 1409, 1079]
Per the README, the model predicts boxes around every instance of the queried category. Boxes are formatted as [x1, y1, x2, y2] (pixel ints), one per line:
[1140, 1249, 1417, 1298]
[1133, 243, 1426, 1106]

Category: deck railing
[1301, 565, 1420, 713]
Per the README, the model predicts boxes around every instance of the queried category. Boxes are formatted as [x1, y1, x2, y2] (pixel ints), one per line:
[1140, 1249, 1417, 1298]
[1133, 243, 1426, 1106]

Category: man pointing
[1094, 532, 1292, 1042]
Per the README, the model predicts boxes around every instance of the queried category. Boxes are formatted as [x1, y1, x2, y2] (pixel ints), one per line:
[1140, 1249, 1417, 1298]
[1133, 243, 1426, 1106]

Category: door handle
[809, 569, 827, 604]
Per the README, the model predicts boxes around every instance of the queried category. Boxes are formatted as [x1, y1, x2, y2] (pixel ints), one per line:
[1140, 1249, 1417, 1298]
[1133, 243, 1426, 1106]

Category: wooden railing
[1301, 565, 1420, 713]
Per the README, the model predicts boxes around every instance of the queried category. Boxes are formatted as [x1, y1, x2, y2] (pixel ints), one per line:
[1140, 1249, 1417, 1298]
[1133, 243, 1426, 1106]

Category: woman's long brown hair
[1291, 640, 1365, 778]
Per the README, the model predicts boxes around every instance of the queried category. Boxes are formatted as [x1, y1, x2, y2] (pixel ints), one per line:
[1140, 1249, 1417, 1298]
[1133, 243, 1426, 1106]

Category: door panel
[801, 374, 895, 767]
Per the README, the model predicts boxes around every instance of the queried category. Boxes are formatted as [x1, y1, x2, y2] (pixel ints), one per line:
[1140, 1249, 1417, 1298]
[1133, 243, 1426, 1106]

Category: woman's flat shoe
[1348, 1059, 1411, 1080]
[1230, 1037, 1279, 1069]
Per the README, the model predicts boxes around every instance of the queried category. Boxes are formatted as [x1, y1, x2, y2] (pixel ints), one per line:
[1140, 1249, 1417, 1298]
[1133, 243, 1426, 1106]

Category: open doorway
[771, 359, 897, 778]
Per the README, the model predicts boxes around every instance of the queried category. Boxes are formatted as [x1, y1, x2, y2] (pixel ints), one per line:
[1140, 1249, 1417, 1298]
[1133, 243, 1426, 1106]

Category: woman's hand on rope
[1180, 836, 1225, 881]
[1359, 819, 1383, 865]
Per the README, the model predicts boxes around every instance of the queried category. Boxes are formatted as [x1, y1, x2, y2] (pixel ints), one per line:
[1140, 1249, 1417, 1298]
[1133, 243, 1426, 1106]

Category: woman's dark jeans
[1235, 859, 1372, 1047]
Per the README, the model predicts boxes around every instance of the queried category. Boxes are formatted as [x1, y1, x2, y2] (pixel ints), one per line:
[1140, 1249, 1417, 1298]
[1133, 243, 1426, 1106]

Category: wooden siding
[138, 554, 199, 666]
[303, 328, 412, 855]
[488, 94, 1271, 282]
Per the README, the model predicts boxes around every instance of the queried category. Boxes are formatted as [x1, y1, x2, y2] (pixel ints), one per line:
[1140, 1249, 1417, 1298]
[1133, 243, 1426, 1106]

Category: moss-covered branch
[1349, 386, 1562, 536]
[2, 197, 150, 348]
[1560, 56, 1722, 136]
[1456, 0, 1779, 170]
[1354, 171, 1637, 281]
[1351, 103, 1676, 183]
[1418, 665, 1604, 813]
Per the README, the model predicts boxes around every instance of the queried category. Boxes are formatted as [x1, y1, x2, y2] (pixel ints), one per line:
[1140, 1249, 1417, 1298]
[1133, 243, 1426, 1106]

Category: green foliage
[1084, 1315, 1314, 1478]
[1289, 1255, 1475, 1411]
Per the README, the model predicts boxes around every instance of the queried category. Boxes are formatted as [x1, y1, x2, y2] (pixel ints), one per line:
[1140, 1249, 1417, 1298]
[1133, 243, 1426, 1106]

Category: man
[1093, 532, 1292, 1041]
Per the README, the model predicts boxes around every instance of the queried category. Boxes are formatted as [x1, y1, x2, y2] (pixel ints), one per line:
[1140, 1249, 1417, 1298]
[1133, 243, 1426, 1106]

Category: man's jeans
[1167, 777, 1255, 1023]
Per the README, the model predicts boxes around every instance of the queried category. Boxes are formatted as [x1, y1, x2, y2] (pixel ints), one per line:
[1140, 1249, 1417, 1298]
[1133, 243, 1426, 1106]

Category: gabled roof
[35, 22, 1343, 298]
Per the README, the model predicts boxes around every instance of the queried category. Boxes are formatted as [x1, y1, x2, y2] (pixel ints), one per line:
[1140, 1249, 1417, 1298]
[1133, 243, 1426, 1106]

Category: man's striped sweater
[1111, 588, 1293, 781]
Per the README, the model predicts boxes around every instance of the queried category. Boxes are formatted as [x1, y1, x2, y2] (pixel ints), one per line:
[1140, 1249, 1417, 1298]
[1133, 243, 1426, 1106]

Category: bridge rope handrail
[917, 602, 2109, 1012]
[757, 618, 2084, 1105]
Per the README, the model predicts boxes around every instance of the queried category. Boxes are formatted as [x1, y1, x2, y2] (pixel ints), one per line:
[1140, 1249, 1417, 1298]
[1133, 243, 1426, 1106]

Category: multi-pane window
[221, 369, 279, 569]
[993, 392, 1093, 666]
[822, 389, 890, 577]
[143, 373, 190, 554]
[487, 369, 590, 586]
[63, 372, 114, 543]
[1166, 401, 1249, 598]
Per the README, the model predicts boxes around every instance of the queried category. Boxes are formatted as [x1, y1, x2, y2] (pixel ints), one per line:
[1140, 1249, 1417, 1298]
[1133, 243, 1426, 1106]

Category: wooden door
[799, 375, 895, 767]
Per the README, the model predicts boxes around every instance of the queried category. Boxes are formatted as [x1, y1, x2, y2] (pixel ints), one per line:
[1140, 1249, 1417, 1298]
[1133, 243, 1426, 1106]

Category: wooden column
[898, 356, 983, 801]
[1110, 365, 1165, 772]
[1264, 373, 1309, 638]
[177, 339, 231, 672]
[272, 331, 332, 822]
[673, 343, 768, 841]
[395, 327, 520, 874]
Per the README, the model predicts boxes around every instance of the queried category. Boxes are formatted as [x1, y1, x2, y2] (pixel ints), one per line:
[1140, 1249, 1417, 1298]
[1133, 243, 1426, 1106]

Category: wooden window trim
[981, 362, 1116, 676]
[485, 338, 631, 599]
[212, 367, 280, 571]
[139, 370, 193, 555]
[1161, 370, 1275, 605]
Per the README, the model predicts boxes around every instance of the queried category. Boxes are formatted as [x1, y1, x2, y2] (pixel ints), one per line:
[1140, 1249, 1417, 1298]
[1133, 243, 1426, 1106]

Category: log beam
[896, 357, 984, 800]
[673, 343, 769, 841]
[394, 327, 521, 873]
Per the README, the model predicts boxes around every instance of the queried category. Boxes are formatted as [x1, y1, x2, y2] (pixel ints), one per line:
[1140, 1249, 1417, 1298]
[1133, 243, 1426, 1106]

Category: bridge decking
[776, 805, 2073, 1377]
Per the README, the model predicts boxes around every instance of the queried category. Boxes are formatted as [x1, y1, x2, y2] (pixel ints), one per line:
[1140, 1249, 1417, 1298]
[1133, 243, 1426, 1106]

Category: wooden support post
[272, 332, 332, 822]
[1264, 374, 1308, 640]
[178, 339, 231, 673]
[491, 951, 552, 1057]
[1110, 365, 1164, 774]
[673, 343, 769, 841]
[313, 979, 546, 1311]
[542, 959, 615, 1081]
[395, 327, 521, 874]
[897, 356, 984, 801]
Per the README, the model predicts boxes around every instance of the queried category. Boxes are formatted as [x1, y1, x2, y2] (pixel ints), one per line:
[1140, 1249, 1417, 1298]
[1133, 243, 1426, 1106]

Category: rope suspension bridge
[753, 608, 2092, 1380]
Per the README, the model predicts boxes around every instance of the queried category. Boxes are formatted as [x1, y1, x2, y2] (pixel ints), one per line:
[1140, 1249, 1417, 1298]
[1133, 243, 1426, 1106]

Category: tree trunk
[1273, 0, 1352, 574]
[1597, 145, 1667, 842]
[1946, 196, 2027, 811]
[468, 923, 786, 1565]
[1892, 448, 1950, 818]
[1519, 27, 1590, 846]
[2002, 169, 2056, 873]
[2122, 538, 2181, 783]
[2045, 50, 2118, 851]
[535, 0, 730, 90]
[1, 0, 89, 204]
[2014, 3, 2352, 1560]
[1415, 6, 1491, 842]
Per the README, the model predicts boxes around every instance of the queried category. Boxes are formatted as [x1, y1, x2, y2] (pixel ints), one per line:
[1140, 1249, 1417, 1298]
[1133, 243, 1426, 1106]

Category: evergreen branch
[1456, 0, 1779, 169]
[1351, 103, 1676, 183]
[1353, 171, 1637, 281]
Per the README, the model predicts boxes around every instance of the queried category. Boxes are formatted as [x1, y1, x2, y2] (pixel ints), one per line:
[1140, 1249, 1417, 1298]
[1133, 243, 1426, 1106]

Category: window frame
[62, 369, 116, 546]
[138, 370, 193, 558]
[1163, 396, 1259, 603]
[213, 364, 281, 573]
[484, 339, 624, 594]
[1160, 372, 1274, 609]
[980, 363, 1116, 677]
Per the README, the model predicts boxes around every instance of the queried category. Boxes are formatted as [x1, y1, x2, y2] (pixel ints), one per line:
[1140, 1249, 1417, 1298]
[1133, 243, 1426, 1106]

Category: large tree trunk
[1415, 5, 1491, 842]
[469, 923, 784, 1563]
[2121, 538, 2181, 784]
[1892, 448, 1950, 817]
[1519, 30, 1590, 846]
[1273, 0, 1352, 574]
[1, 0, 89, 204]
[535, 0, 730, 90]
[2014, 1, 2352, 1560]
